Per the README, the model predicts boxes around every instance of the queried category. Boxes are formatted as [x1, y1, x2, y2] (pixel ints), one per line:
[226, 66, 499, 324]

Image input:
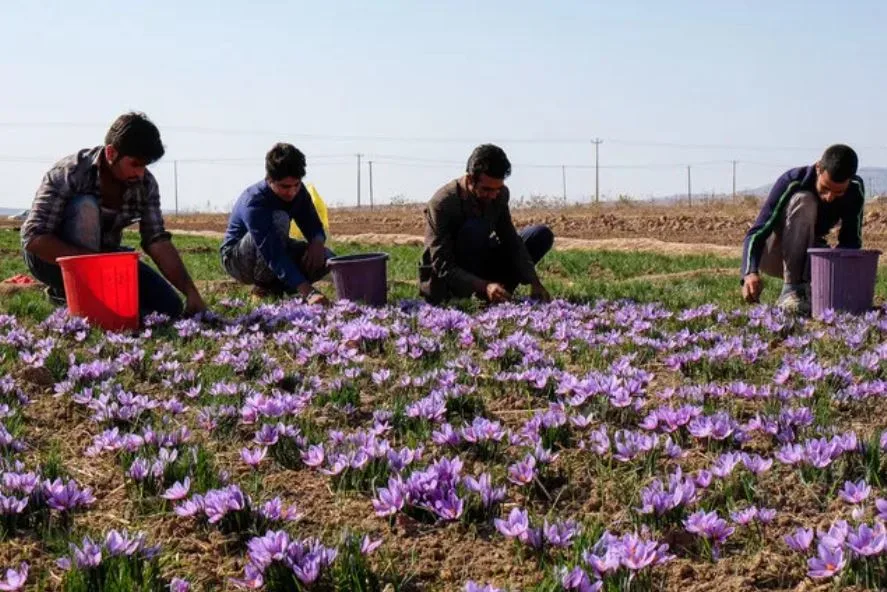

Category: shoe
[777, 290, 811, 317]
[44, 286, 66, 306]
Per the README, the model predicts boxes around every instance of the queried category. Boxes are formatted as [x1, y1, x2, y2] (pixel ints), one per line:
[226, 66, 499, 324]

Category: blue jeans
[221, 211, 334, 294]
[23, 195, 184, 319]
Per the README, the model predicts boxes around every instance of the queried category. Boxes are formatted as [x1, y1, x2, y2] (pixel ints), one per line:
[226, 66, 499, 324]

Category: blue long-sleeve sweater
[741, 166, 865, 278]
[221, 180, 325, 290]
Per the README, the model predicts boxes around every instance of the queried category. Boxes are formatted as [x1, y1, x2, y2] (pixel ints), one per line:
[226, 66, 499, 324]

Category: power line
[1, 121, 886, 151]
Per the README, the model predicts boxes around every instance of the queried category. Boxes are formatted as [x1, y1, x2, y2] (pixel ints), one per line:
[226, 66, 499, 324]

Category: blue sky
[2, 0, 886, 211]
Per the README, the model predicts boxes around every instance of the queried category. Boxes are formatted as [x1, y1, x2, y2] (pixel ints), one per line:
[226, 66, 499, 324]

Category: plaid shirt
[21, 146, 171, 251]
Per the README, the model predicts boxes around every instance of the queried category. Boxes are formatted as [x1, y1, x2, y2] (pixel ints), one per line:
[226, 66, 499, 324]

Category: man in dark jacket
[419, 144, 554, 304]
[741, 144, 864, 314]
[221, 143, 333, 305]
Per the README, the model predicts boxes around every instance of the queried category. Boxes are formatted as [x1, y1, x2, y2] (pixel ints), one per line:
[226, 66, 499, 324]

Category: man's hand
[297, 282, 330, 306]
[485, 282, 512, 303]
[742, 273, 763, 303]
[184, 289, 207, 316]
[301, 237, 327, 277]
[530, 281, 552, 303]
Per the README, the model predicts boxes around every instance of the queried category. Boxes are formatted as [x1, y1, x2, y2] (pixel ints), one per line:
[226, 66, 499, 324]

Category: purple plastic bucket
[327, 252, 389, 306]
[808, 248, 881, 318]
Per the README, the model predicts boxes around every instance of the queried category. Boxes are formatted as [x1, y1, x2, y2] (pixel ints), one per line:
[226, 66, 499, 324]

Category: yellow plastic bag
[290, 183, 331, 240]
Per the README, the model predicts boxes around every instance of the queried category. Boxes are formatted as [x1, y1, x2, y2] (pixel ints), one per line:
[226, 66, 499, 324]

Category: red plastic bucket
[808, 248, 881, 318]
[57, 252, 140, 331]
[327, 252, 389, 306]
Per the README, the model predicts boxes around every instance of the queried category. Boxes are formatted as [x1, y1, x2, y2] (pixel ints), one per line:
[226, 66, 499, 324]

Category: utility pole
[561, 165, 567, 202]
[687, 165, 692, 206]
[732, 160, 737, 202]
[173, 160, 179, 215]
[356, 153, 362, 207]
[591, 138, 603, 203]
[368, 160, 375, 210]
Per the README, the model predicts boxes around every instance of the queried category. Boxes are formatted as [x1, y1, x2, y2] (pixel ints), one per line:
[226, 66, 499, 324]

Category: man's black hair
[265, 143, 307, 181]
[466, 144, 511, 180]
[820, 144, 859, 183]
[104, 112, 165, 164]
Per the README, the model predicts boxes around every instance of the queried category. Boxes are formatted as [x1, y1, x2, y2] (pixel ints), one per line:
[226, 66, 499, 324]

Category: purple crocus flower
[876, 498, 887, 521]
[694, 470, 713, 488]
[730, 507, 758, 526]
[128, 459, 150, 482]
[0, 563, 27, 592]
[241, 447, 267, 468]
[839, 479, 871, 504]
[756, 508, 776, 524]
[44, 479, 96, 512]
[560, 566, 601, 592]
[507, 455, 536, 486]
[105, 530, 147, 556]
[543, 519, 580, 548]
[260, 498, 303, 522]
[847, 522, 887, 557]
[784, 528, 814, 552]
[431, 490, 464, 521]
[0, 494, 28, 516]
[372, 477, 405, 517]
[710, 453, 740, 479]
[301, 445, 325, 468]
[360, 535, 383, 555]
[807, 544, 846, 579]
[464, 583, 505, 592]
[684, 510, 735, 552]
[174, 495, 205, 517]
[162, 478, 191, 501]
[817, 520, 850, 549]
[169, 577, 191, 592]
[616, 533, 661, 571]
[463, 473, 506, 508]
[70, 537, 103, 568]
[494, 507, 529, 539]
[740, 453, 773, 475]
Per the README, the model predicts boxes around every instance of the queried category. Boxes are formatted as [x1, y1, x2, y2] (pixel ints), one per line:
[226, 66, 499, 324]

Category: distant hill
[745, 166, 887, 198]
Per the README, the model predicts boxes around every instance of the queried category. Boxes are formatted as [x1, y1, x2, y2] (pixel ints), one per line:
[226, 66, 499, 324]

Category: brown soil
[6, 200, 887, 254]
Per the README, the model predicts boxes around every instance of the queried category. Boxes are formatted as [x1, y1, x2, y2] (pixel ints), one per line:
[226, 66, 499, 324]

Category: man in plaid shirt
[20, 112, 206, 319]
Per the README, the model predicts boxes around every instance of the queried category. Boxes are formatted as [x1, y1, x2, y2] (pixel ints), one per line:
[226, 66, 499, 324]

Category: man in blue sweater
[221, 143, 333, 305]
[741, 144, 864, 315]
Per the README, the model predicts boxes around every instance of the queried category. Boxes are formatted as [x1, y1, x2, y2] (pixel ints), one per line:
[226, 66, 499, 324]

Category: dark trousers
[420, 221, 554, 303]
[23, 194, 183, 319]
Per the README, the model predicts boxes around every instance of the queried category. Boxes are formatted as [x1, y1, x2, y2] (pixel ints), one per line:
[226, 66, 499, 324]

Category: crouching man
[741, 144, 864, 315]
[221, 143, 333, 305]
[21, 112, 206, 319]
[420, 144, 554, 304]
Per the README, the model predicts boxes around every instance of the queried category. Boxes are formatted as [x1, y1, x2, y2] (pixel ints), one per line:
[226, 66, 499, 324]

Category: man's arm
[741, 171, 801, 279]
[425, 196, 487, 296]
[243, 202, 311, 294]
[494, 196, 540, 287]
[22, 167, 90, 262]
[145, 239, 204, 312]
[837, 178, 865, 249]
[292, 186, 326, 242]
[140, 175, 205, 314]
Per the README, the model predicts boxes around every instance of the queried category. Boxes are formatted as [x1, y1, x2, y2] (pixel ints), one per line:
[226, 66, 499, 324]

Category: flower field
[2, 287, 887, 591]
